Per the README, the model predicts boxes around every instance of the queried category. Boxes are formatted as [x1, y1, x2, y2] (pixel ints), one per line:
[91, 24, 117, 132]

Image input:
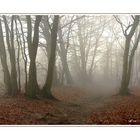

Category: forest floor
[0, 86, 140, 125]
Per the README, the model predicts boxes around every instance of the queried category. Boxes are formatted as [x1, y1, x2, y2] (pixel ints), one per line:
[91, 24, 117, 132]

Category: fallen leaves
[0, 95, 55, 124]
[89, 95, 140, 124]
[0, 87, 140, 125]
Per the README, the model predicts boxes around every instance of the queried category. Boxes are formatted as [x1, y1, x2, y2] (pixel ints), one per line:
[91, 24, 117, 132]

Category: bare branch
[124, 23, 133, 35]
[114, 15, 126, 36]
[60, 15, 85, 29]
[131, 15, 135, 21]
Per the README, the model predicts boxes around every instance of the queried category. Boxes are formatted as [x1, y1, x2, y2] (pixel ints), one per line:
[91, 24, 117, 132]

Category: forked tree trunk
[41, 16, 59, 86]
[26, 15, 42, 98]
[3, 15, 18, 96]
[58, 24, 73, 85]
[119, 16, 140, 95]
[42, 15, 59, 99]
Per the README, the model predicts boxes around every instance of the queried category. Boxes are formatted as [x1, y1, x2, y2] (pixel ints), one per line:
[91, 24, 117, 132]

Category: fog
[0, 15, 139, 97]
[0, 15, 140, 124]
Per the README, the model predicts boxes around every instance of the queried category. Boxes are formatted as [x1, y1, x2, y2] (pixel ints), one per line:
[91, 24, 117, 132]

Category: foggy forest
[0, 15, 140, 124]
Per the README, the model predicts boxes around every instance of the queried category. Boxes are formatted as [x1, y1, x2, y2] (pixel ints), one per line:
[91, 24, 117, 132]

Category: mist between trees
[0, 15, 140, 98]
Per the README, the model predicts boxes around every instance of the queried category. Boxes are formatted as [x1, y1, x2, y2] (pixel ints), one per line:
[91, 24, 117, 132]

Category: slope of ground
[89, 92, 140, 124]
[0, 86, 139, 125]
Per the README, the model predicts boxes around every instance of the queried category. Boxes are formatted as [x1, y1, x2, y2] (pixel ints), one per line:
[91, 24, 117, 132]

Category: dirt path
[48, 95, 109, 124]
[0, 86, 115, 124]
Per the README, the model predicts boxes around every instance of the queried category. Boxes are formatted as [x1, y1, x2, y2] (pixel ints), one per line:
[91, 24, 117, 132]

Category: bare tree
[115, 15, 140, 95]
[40, 16, 59, 86]
[3, 15, 18, 96]
[0, 19, 12, 95]
[17, 16, 28, 93]
[42, 15, 59, 99]
[57, 19, 73, 85]
[26, 15, 42, 98]
[15, 16, 21, 92]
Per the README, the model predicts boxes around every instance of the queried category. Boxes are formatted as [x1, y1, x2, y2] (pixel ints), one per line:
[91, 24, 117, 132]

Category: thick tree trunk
[28, 60, 39, 97]
[119, 39, 132, 95]
[119, 16, 140, 95]
[126, 31, 140, 87]
[42, 15, 59, 99]
[41, 16, 59, 86]
[52, 65, 60, 86]
[27, 15, 42, 98]
[3, 15, 18, 96]
[10, 16, 18, 95]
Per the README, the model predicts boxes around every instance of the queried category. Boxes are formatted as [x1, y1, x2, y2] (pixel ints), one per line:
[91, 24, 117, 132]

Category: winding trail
[48, 94, 110, 124]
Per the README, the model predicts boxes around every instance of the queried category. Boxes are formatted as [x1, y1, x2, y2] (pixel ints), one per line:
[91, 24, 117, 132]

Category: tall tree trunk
[42, 15, 59, 99]
[77, 22, 87, 84]
[126, 30, 140, 87]
[41, 16, 59, 86]
[57, 47, 73, 84]
[119, 16, 140, 95]
[53, 66, 59, 86]
[15, 17, 21, 92]
[27, 15, 42, 98]
[17, 16, 28, 93]
[0, 19, 12, 95]
[119, 39, 133, 95]
[58, 24, 73, 85]
[3, 15, 18, 96]
[10, 16, 18, 95]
